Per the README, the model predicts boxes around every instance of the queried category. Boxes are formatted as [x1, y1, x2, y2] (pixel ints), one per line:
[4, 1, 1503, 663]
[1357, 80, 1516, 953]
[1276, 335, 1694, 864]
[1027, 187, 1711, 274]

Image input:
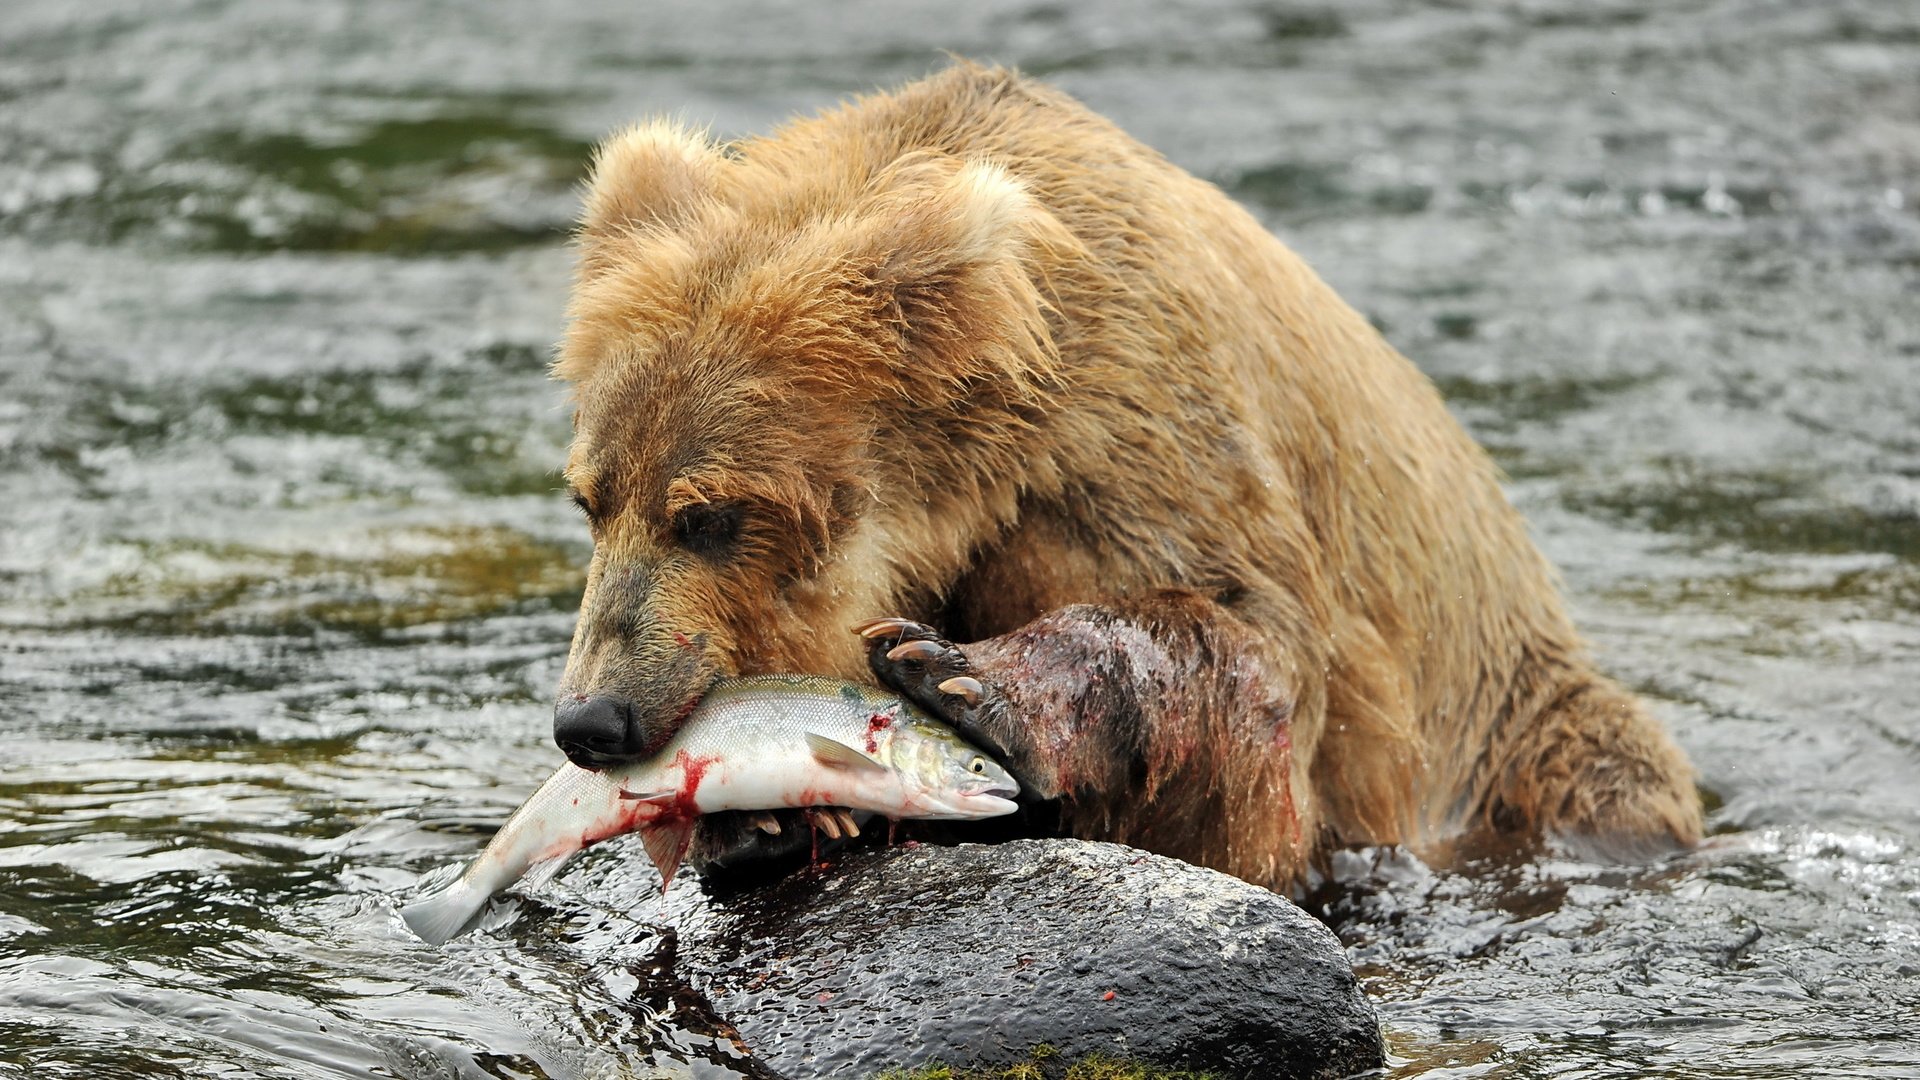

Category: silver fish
[400, 675, 1019, 944]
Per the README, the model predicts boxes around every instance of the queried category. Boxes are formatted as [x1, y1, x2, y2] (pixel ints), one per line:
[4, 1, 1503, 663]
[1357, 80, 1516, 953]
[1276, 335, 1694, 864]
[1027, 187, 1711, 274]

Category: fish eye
[969, 757, 987, 774]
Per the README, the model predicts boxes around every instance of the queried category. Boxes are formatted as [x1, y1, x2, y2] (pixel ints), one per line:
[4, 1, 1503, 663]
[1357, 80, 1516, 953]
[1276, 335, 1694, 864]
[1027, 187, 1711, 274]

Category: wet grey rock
[640, 838, 1384, 1080]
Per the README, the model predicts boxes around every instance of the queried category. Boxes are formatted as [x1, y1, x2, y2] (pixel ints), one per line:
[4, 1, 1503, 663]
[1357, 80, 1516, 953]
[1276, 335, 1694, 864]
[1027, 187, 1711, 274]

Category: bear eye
[568, 488, 595, 519]
[672, 501, 742, 559]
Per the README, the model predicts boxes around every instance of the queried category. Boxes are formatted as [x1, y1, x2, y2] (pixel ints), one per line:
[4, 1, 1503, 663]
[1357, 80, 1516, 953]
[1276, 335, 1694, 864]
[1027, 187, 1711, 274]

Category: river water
[2, 1, 1916, 1077]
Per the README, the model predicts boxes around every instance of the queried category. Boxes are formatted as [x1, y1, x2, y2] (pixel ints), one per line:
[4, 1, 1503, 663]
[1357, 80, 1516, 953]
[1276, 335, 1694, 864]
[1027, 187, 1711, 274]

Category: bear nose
[553, 694, 645, 768]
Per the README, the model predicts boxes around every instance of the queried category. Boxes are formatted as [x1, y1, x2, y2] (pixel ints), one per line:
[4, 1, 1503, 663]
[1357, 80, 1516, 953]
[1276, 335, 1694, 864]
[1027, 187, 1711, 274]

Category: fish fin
[618, 788, 677, 804]
[517, 852, 574, 892]
[805, 732, 886, 773]
[399, 878, 486, 946]
[640, 819, 697, 892]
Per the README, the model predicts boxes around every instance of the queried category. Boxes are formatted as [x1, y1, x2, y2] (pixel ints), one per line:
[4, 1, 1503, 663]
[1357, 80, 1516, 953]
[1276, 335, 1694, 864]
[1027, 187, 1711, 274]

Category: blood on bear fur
[550, 61, 1702, 889]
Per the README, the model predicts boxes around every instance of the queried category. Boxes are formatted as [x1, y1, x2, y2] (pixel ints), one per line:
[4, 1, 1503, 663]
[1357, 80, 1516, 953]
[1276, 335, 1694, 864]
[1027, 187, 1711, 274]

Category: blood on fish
[666, 748, 719, 820]
[607, 796, 658, 835]
[530, 836, 588, 864]
[864, 710, 893, 754]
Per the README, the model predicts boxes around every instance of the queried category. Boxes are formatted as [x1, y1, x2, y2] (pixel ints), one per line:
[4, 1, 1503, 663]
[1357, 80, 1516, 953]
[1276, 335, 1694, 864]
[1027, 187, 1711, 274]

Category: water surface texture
[3, 1, 1917, 1077]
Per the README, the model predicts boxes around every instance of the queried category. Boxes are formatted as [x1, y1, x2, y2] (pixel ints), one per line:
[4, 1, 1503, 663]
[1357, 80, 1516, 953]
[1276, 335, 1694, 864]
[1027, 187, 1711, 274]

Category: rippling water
[3, 1, 1917, 1077]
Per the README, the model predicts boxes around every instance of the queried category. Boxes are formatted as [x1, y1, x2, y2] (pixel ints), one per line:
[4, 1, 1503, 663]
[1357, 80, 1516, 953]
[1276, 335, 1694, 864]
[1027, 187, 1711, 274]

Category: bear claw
[885, 639, 946, 663]
[805, 807, 861, 840]
[806, 808, 840, 840]
[937, 675, 985, 705]
[853, 617, 921, 639]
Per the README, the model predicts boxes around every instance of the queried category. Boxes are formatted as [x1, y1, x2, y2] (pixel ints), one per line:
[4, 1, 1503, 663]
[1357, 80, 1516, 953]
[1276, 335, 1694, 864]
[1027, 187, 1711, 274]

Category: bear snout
[553, 693, 648, 768]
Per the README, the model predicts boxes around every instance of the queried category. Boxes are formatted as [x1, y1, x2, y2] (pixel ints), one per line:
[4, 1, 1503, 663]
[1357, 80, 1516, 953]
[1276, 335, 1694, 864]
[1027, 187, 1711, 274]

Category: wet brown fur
[554, 62, 1702, 890]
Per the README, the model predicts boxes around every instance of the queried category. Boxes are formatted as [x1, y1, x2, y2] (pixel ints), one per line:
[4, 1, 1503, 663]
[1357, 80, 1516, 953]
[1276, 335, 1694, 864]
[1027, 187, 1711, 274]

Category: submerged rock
[570, 838, 1383, 1079]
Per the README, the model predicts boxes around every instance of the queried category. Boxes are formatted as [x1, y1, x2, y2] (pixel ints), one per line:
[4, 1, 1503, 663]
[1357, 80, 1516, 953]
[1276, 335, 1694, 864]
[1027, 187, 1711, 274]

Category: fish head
[885, 714, 1022, 820]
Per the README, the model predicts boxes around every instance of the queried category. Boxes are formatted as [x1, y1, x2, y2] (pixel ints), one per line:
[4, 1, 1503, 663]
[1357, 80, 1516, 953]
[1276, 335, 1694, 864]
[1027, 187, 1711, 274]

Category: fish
[399, 675, 1021, 945]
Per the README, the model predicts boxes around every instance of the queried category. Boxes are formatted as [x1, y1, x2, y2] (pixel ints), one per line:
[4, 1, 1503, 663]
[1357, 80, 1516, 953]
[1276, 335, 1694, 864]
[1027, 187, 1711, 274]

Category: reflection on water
[2, 0, 1917, 1077]
[61, 525, 581, 638]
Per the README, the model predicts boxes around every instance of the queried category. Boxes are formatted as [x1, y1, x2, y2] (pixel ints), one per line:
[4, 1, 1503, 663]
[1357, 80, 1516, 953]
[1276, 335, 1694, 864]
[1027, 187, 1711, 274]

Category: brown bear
[548, 61, 1702, 892]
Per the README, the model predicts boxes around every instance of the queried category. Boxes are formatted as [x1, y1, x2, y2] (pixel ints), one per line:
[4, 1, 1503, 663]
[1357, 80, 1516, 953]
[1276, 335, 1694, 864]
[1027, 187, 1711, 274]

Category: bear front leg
[856, 589, 1312, 890]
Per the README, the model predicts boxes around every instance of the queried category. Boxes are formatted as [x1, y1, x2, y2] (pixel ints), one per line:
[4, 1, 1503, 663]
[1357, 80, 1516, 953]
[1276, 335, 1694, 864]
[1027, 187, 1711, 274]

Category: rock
[567, 838, 1383, 1080]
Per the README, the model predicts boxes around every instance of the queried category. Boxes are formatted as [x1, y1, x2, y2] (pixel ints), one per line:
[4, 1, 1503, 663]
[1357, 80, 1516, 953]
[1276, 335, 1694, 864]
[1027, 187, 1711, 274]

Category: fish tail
[399, 878, 488, 945]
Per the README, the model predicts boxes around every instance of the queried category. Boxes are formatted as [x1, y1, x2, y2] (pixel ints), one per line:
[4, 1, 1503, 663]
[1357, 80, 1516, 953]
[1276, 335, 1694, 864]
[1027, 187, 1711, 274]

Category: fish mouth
[956, 776, 1020, 802]
[905, 794, 1019, 821]
[947, 792, 1020, 819]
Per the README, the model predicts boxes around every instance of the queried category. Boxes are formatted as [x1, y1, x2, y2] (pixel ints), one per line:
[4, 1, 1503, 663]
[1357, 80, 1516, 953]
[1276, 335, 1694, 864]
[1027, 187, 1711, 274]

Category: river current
[2, 1, 1916, 1077]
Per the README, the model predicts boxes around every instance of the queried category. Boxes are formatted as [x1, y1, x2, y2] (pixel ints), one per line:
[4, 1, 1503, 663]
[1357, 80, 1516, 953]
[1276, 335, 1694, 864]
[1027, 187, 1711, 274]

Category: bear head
[548, 119, 1073, 767]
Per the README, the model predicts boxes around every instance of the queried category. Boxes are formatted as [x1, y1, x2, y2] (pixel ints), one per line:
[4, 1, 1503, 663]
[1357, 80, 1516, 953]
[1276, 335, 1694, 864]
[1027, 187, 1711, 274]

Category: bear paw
[853, 617, 1037, 795]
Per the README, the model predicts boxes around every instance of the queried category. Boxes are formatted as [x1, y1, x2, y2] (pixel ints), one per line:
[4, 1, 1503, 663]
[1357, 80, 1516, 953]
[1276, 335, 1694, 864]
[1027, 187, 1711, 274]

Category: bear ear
[859, 157, 1075, 393]
[869, 158, 1050, 284]
[916, 160, 1035, 264]
[578, 121, 724, 262]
